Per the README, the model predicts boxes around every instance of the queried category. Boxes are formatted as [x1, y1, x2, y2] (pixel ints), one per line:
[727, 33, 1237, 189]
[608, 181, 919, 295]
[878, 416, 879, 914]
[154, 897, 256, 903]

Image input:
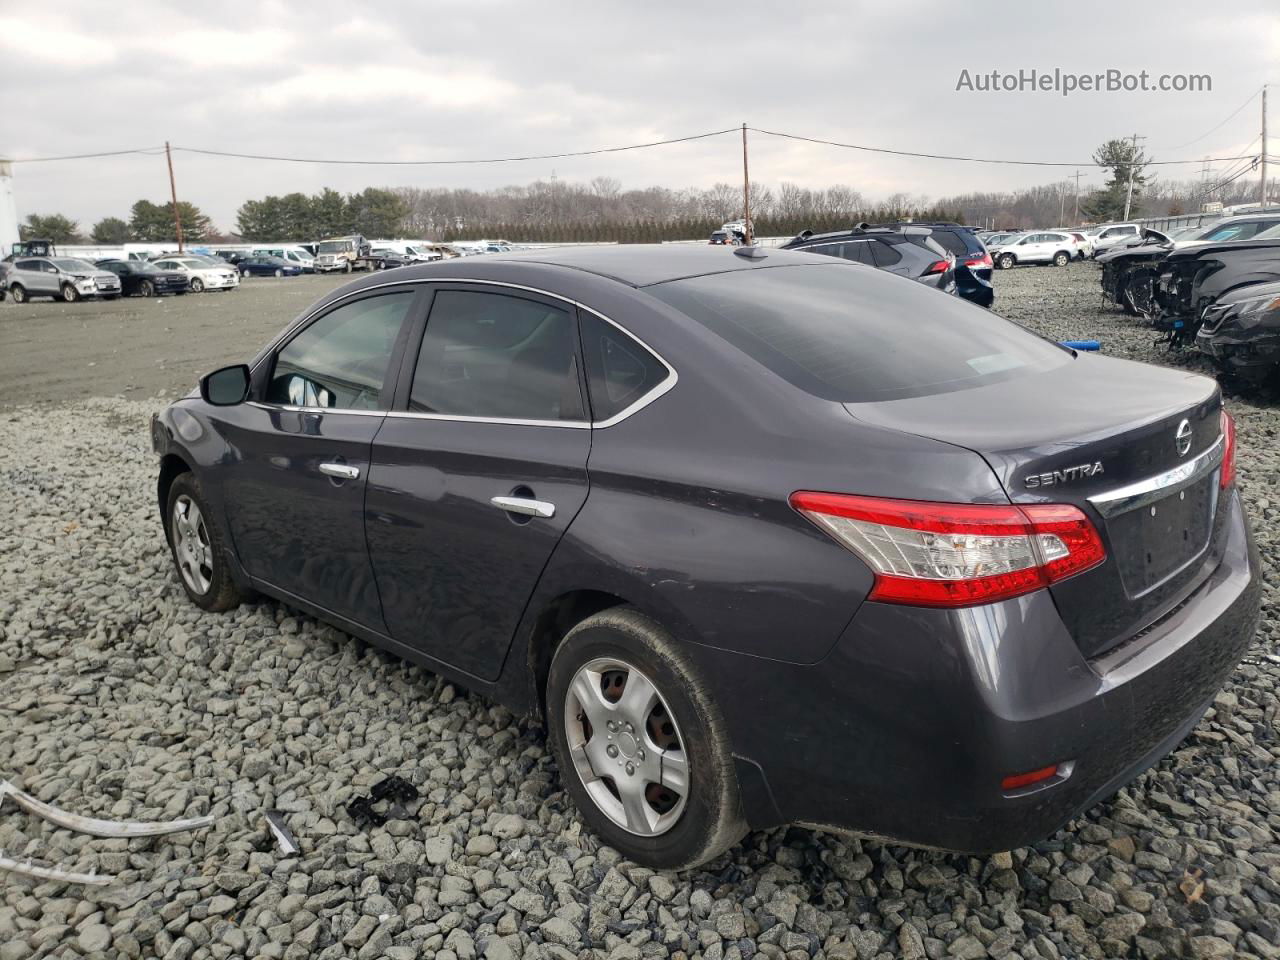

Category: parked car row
[780, 222, 994, 307]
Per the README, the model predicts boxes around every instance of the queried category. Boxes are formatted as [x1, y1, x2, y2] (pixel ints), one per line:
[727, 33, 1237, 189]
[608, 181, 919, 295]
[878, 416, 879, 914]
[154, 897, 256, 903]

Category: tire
[164, 472, 244, 613]
[61, 284, 80, 303]
[274, 268, 283, 277]
[1052, 251, 1071, 267]
[139, 280, 155, 298]
[241, 268, 250, 277]
[9, 285, 25, 304]
[190, 277, 204, 293]
[997, 253, 1016, 270]
[343, 261, 352, 273]
[545, 606, 746, 870]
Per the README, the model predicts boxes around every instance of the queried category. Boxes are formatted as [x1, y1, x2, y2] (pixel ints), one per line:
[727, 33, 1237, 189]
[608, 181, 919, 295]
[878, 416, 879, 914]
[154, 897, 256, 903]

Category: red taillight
[1220, 409, 1236, 489]
[924, 259, 951, 275]
[964, 253, 993, 269]
[789, 493, 1106, 608]
[1001, 764, 1061, 791]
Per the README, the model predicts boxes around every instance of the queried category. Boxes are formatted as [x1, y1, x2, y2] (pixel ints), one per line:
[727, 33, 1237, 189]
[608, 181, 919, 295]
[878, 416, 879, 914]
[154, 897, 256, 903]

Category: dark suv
[780, 225, 957, 294]
[868, 222, 994, 307]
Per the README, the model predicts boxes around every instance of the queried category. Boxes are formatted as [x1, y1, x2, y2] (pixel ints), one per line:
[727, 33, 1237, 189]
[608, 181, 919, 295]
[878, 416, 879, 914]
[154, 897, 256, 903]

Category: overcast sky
[2, 0, 1278, 232]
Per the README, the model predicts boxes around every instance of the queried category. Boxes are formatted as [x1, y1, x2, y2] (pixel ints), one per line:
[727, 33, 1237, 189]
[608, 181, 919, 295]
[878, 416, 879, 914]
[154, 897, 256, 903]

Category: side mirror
[200, 364, 251, 406]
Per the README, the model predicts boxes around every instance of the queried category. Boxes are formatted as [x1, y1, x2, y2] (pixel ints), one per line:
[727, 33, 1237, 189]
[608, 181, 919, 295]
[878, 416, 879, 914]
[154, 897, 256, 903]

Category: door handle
[490, 496, 556, 519]
[319, 462, 360, 480]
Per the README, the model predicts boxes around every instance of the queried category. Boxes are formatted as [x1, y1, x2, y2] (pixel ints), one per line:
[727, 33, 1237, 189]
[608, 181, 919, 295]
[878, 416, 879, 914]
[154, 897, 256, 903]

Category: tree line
[19, 138, 1265, 245]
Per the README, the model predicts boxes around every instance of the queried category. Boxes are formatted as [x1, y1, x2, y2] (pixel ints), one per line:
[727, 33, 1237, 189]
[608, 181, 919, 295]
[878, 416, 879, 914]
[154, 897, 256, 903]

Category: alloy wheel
[172, 494, 214, 595]
[139, 280, 154, 297]
[11, 285, 26, 304]
[563, 657, 689, 837]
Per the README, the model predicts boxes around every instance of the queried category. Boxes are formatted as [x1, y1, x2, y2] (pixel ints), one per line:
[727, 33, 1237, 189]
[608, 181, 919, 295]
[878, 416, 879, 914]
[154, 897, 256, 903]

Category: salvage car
[5, 256, 122, 303]
[870, 221, 993, 307]
[152, 256, 240, 293]
[1196, 280, 1280, 383]
[1154, 237, 1280, 345]
[781, 225, 958, 293]
[152, 245, 1260, 869]
[1097, 228, 1173, 316]
[96, 259, 190, 297]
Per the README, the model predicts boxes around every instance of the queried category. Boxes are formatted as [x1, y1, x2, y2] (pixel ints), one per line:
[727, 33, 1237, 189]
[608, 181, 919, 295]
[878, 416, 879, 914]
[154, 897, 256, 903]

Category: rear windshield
[647, 264, 1069, 402]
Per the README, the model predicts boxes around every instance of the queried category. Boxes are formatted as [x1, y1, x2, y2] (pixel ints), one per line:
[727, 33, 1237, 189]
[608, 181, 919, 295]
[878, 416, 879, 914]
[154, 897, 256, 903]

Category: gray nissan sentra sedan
[151, 245, 1260, 869]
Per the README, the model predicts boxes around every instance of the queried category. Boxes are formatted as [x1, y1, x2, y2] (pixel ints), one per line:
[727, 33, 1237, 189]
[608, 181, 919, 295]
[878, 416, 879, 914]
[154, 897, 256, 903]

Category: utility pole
[1072, 170, 1083, 223]
[165, 141, 184, 252]
[1262, 84, 1269, 209]
[1122, 133, 1145, 221]
[741, 123, 753, 245]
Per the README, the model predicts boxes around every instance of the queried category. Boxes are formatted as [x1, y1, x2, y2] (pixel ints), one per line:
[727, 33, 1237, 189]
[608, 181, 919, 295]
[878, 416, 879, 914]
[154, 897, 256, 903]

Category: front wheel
[545, 607, 746, 870]
[274, 268, 283, 277]
[190, 277, 205, 293]
[138, 279, 155, 298]
[997, 253, 1015, 270]
[1052, 251, 1071, 267]
[343, 261, 352, 273]
[61, 284, 81, 303]
[165, 473, 244, 612]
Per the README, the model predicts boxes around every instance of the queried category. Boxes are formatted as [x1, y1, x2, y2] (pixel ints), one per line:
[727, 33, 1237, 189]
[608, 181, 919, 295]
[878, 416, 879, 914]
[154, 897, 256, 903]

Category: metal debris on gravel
[2, 262, 1280, 959]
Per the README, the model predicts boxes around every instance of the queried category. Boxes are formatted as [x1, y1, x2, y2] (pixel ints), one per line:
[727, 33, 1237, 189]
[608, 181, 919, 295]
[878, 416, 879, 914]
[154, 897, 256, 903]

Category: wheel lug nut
[625, 762, 635, 776]
[607, 721, 618, 733]
[606, 745, 618, 758]
[637, 749, 645, 761]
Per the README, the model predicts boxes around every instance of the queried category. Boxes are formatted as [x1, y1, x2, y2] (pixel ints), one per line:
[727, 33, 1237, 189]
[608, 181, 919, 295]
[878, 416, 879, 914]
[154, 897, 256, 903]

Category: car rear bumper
[700, 488, 1260, 851]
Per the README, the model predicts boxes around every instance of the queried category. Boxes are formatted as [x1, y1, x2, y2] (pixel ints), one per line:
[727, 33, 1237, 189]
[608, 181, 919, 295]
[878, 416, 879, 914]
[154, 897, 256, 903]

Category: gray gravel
[3, 261, 1280, 959]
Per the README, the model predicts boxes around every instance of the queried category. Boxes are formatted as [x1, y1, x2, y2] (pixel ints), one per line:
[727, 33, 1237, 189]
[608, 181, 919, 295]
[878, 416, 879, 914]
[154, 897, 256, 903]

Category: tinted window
[409, 290, 581, 421]
[267, 292, 414, 410]
[579, 311, 670, 422]
[15, 259, 41, 271]
[869, 241, 902, 267]
[929, 231, 969, 257]
[648, 265, 1069, 402]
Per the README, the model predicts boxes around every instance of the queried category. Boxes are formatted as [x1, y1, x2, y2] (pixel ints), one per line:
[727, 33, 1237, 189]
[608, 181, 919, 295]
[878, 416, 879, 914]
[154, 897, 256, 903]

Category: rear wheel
[190, 277, 205, 293]
[165, 473, 243, 612]
[138, 279, 155, 298]
[546, 607, 746, 870]
[61, 284, 80, 302]
[1052, 251, 1070, 267]
[9, 284, 24, 304]
[997, 253, 1016, 270]
[241, 268, 251, 277]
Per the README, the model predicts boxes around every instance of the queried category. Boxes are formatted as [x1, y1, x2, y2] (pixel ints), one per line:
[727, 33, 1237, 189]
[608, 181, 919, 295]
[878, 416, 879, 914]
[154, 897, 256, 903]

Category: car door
[216, 287, 425, 631]
[11, 259, 46, 294]
[365, 284, 591, 680]
[1019, 234, 1048, 262]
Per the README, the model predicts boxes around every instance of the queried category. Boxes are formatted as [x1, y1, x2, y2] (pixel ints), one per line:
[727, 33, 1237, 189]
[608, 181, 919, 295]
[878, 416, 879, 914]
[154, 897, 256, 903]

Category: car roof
[436, 244, 844, 287]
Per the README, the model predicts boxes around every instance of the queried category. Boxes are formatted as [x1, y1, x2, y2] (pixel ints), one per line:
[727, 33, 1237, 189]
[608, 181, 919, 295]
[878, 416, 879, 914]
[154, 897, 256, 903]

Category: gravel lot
[3, 262, 1280, 960]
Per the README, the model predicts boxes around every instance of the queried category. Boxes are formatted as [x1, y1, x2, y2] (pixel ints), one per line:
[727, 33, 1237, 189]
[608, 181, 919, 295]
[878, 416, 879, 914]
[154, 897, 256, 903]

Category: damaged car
[1154, 236, 1280, 345]
[1097, 228, 1173, 316]
[1195, 280, 1280, 384]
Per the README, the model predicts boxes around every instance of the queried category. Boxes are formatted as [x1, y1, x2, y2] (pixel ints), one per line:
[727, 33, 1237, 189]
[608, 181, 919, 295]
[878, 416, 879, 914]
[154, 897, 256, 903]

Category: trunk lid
[845, 353, 1224, 658]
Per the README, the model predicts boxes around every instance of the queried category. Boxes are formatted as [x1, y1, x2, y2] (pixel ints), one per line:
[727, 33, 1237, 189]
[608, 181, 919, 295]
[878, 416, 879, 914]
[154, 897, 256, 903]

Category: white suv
[1088, 224, 1142, 256]
[990, 232, 1079, 269]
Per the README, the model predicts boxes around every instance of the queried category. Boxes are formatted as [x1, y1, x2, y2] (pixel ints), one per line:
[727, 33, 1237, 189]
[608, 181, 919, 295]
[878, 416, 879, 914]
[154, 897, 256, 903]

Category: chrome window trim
[247, 277, 678, 429]
[1087, 434, 1224, 518]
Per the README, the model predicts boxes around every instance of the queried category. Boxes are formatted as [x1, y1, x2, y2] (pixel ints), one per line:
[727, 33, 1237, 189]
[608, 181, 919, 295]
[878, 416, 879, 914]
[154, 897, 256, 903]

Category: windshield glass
[648, 264, 1069, 402]
[317, 241, 350, 254]
[54, 259, 97, 271]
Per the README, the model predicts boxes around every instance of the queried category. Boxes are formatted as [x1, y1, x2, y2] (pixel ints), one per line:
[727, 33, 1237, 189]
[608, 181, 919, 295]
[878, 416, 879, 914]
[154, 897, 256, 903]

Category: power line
[1161, 87, 1262, 151]
[747, 127, 1258, 167]
[170, 129, 742, 166]
[6, 147, 164, 164]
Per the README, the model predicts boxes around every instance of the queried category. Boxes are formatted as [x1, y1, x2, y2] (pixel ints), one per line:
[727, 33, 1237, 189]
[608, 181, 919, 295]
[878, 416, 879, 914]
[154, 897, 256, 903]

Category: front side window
[409, 290, 581, 421]
[267, 291, 415, 410]
[579, 311, 670, 422]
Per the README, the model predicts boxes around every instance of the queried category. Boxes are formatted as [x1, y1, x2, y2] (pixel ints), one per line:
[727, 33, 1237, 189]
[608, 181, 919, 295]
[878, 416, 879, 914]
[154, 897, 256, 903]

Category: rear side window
[409, 290, 582, 421]
[869, 241, 902, 267]
[267, 291, 414, 410]
[579, 311, 670, 422]
[648, 265, 1069, 402]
